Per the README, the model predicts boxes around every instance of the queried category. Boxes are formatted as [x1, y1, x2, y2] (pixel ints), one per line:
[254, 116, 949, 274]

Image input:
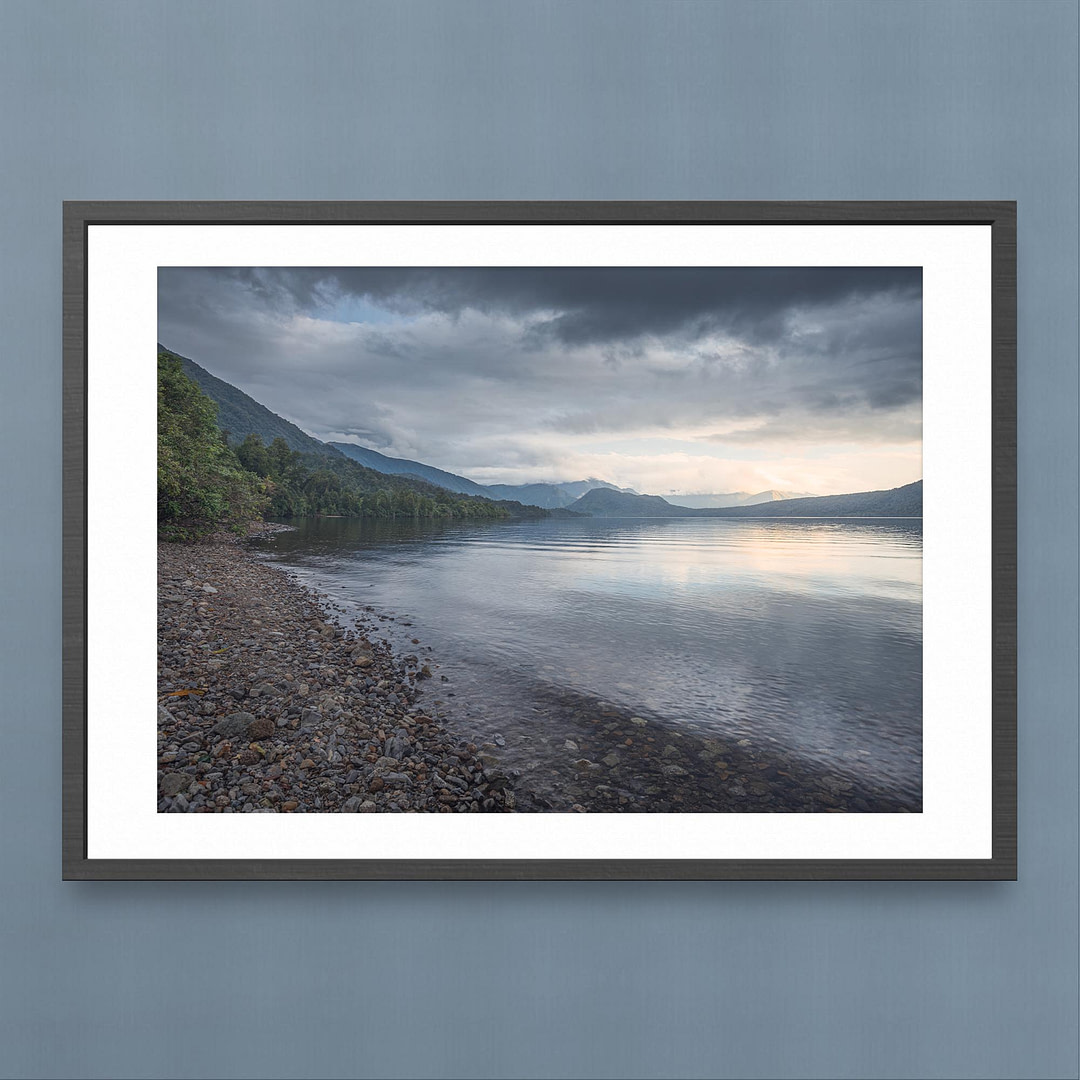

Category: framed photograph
[63, 201, 1016, 879]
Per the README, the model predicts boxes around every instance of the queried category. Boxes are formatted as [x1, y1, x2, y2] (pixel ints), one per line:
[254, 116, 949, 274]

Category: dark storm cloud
[157, 265, 922, 488]
[162, 265, 920, 349]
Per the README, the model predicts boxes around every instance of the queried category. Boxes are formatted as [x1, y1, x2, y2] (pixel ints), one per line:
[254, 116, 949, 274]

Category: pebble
[159, 772, 189, 796]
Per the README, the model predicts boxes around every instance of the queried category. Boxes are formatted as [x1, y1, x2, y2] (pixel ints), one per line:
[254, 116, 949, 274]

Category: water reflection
[255, 515, 922, 803]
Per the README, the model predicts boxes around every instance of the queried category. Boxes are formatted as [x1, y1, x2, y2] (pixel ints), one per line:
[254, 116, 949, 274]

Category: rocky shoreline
[157, 531, 516, 813]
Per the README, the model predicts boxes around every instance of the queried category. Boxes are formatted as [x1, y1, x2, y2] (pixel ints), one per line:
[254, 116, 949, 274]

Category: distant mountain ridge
[483, 477, 634, 508]
[569, 489, 685, 517]
[667, 489, 815, 509]
[328, 442, 490, 495]
[569, 481, 921, 518]
[709, 481, 922, 517]
[329, 443, 632, 508]
[482, 483, 573, 509]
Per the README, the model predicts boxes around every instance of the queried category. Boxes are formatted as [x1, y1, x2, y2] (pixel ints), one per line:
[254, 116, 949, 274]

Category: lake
[253, 515, 922, 812]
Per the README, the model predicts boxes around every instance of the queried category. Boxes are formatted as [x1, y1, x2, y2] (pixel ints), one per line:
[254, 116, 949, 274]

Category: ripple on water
[255, 515, 922, 809]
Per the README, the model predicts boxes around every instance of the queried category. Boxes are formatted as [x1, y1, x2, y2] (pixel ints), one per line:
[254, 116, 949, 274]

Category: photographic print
[156, 266, 924, 817]
[64, 203, 1014, 878]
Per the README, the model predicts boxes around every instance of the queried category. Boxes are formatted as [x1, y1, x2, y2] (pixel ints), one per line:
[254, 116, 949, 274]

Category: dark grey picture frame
[62, 200, 1017, 881]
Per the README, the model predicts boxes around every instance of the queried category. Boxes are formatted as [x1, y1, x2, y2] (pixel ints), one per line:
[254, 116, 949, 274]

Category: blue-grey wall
[1, 3, 1075, 1078]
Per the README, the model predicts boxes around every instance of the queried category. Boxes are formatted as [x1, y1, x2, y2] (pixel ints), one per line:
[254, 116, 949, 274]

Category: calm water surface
[254, 516, 922, 804]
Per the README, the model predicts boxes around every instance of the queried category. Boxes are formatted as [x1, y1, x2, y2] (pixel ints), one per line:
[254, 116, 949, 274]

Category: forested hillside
[231, 429, 511, 522]
[158, 351, 514, 539]
[164, 346, 330, 456]
[328, 441, 489, 495]
[157, 352, 267, 540]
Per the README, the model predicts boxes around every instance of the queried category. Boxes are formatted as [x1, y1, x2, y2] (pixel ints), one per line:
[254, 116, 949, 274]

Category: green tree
[158, 352, 266, 540]
[268, 436, 298, 476]
[235, 432, 271, 477]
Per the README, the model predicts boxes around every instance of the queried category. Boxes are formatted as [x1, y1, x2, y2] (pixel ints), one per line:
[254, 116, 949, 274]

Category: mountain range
[162, 344, 921, 519]
[327, 442, 490, 495]
[483, 478, 634, 508]
[328, 443, 636, 508]
[666, 490, 814, 509]
[568, 482, 922, 518]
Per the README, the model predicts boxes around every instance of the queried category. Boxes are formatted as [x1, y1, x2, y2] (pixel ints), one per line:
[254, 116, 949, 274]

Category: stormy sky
[158, 266, 922, 496]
